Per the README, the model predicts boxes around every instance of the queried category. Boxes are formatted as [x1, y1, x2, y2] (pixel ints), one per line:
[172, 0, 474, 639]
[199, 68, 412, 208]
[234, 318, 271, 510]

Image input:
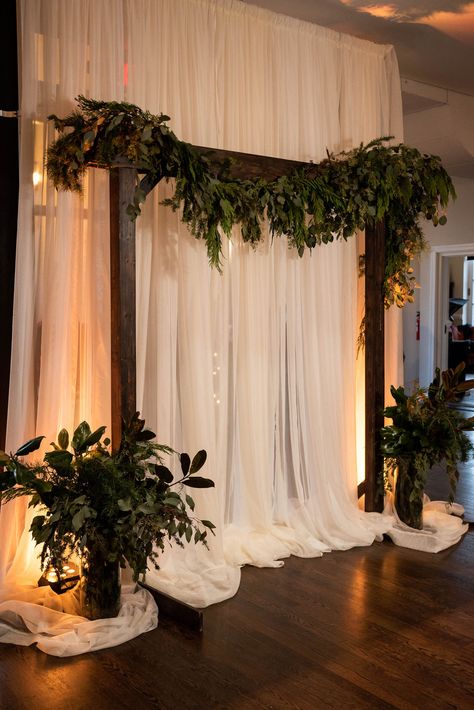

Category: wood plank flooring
[1, 468, 473, 710]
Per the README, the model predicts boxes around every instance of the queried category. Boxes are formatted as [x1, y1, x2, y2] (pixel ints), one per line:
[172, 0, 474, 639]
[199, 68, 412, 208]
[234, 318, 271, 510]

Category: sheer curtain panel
[1, 0, 403, 652]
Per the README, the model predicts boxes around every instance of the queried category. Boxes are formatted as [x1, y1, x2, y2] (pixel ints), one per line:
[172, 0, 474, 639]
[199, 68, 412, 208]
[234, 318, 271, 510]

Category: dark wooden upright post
[109, 167, 138, 448]
[0, 0, 19, 450]
[364, 221, 385, 512]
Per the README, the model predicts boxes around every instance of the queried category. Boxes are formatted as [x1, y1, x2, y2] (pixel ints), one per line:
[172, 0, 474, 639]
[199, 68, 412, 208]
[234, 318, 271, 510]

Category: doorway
[419, 243, 474, 387]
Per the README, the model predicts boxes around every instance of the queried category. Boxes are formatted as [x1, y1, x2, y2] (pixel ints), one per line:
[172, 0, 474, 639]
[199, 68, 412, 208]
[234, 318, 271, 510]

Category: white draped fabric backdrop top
[1, 0, 406, 643]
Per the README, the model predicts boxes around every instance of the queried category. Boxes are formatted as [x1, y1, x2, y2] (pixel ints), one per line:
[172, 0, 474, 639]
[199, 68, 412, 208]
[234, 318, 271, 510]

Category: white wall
[401, 84, 474, 388]
[403, 177, 474, 388]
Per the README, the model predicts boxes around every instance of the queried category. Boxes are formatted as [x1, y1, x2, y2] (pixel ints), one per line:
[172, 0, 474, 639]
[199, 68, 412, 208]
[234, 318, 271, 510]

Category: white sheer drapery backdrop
[1, 0, 406, 641]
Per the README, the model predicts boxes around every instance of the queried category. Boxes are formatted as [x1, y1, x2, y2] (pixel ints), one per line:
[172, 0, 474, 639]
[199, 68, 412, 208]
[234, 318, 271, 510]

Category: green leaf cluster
[381, 364, 474, 500]
[46, 97, 455, 310]
[0, 413, 214, 582]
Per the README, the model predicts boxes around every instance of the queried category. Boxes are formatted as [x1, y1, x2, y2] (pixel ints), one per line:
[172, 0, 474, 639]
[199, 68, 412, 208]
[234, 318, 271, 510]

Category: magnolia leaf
[0, 469, 15, 491]
[72, 421, 92, 451]
[44, 449, 73, 472]
[183, 476, 214, 489]
[190, 450, 207, 474]
[135, 429, 156, 442]
[14, 464, 36, 485]
[58, 429, 69, 450]
[129, 412, 145, 433]
[180, 453, 191, 477]
[15, 436, 45, 457]
[155, 465, 173, 483]
[82, 425, 107, 449]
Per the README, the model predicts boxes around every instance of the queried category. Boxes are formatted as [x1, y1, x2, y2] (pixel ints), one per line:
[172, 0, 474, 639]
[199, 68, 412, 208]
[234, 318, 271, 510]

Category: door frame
[420, 243, 474, 386]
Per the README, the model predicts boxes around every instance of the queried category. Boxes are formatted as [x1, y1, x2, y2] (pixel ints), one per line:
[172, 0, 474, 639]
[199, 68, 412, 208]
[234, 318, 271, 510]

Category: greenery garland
[47, 96, 456, 309]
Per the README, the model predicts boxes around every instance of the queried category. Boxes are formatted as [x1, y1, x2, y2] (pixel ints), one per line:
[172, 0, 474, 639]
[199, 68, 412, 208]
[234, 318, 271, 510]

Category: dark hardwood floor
[1, 466, 473, 709]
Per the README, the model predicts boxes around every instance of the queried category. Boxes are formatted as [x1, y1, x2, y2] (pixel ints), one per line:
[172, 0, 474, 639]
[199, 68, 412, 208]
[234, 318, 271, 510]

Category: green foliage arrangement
[0, 414, 215, 583]
[381, 364, 474, 528]
[46, 96, 455, 310]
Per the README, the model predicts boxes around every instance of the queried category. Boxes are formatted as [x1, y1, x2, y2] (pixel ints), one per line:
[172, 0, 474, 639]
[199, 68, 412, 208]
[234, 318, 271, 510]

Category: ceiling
[244, 0, 474, 96]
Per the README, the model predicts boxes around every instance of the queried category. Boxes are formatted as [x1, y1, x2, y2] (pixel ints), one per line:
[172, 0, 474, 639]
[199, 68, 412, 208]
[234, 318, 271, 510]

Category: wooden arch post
[109, 167, 138, 449]
[364, 221, 385, 512]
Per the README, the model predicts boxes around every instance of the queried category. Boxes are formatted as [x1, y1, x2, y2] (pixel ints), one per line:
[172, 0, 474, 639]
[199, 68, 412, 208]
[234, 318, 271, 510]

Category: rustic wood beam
[109, 167, 138, 449]
[364, 221, 385, 512]
[193, 145, 305, 180]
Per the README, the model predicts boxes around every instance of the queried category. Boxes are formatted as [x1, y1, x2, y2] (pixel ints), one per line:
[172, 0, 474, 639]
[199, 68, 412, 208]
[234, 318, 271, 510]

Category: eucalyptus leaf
[72, 506, 92, 531]
[201, 520, 216, 530]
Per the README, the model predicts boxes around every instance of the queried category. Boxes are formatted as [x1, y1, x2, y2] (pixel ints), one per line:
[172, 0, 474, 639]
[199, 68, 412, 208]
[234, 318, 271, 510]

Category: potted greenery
[381, 364, 474, 529]
[0, 413, 215, 620]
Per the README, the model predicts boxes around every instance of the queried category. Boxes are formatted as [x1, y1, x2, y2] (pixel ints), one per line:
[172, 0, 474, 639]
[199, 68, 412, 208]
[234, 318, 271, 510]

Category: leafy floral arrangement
[0, 414, 215, 584]
[381, 364, 474, 527]
[46, 96, 455, 310]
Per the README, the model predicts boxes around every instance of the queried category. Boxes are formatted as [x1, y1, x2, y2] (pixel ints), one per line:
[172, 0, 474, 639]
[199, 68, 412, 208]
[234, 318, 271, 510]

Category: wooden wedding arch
[107, 145, 385, 515]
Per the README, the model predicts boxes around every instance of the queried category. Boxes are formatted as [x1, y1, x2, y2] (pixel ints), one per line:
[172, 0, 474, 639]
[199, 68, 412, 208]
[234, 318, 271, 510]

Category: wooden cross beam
[108, 145, 385, 514]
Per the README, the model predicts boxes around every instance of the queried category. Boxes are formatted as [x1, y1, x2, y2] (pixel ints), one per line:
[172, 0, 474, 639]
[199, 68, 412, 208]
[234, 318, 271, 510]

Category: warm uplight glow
[39, 562, 80, 594]
[359, 4, 397, 19]
[33, 171, 42, 186]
